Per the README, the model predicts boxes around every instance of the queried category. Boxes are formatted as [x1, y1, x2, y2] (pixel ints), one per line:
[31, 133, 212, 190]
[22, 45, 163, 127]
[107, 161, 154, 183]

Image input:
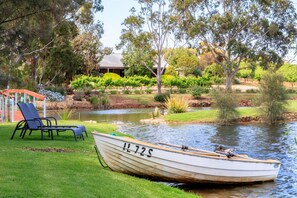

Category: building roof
[99, 53, 124, 69]
[99, 53, 167, 69]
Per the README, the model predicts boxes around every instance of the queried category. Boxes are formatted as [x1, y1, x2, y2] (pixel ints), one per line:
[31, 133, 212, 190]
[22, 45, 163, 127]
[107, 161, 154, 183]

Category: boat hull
[92, 132, 281, 184]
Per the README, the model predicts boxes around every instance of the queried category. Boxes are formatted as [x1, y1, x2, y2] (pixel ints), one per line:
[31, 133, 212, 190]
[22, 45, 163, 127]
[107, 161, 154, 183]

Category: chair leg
[10, 128, 18, 140]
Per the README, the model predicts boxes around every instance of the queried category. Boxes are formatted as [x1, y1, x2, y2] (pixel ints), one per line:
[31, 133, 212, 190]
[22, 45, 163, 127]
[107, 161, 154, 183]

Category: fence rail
[0, 89, 46, 122]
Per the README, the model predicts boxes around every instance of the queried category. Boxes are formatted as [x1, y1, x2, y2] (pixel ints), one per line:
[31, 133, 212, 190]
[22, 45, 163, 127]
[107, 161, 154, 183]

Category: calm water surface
[77, 109, 297, 197]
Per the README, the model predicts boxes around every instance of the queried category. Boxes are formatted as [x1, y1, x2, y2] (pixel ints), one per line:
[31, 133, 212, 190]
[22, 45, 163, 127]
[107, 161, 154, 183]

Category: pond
[77, 109, 297, 197]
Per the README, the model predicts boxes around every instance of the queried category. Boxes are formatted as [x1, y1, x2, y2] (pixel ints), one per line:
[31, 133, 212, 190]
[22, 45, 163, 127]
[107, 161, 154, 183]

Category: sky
[95, 0, 138, 53]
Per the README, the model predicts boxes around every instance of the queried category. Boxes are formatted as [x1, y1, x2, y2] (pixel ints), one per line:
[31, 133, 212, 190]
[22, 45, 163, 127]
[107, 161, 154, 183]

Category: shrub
[89, 96, 100, 108]
[100, 94, 110, 106]
[38, 88, 65, 102]
[145, 87, 152, 94]
[154, 93, 170, 103]
[122, 90, 130, 94]
[102, 72, 121, 81]
[109, 90, 118, 95]
[73, 90, 84, 101]
[57, 109, 74, 120]
[211, 89, 239, 125]
[45, 85, 65, 96]
[256, 72, 287, 124]
[134, 90, 142, 94]
[89, 94, 110, 109]
[189, 85, 203, 98]
[165, 97, 188, 114]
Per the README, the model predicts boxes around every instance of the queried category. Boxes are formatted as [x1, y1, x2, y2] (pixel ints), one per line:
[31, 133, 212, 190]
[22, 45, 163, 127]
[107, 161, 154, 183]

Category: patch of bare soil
[25, 148, 72, 153]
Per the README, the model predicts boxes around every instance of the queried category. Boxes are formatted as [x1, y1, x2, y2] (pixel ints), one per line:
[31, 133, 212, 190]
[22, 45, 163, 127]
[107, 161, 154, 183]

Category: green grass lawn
[165, 100, 297, 123]
[0, 121, 197, 198]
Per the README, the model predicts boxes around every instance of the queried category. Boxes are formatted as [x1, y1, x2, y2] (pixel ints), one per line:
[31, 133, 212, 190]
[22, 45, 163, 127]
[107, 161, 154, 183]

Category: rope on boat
[94, 146, 109, 168]
[158, 142, 247, 159]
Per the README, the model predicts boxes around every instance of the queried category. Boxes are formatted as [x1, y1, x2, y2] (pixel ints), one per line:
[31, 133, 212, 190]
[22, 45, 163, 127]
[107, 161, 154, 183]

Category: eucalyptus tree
[72, 2, 112, 77]
[164, 47, 199, 76]
[172, 0, 297, 90]
[0, 0, 104, 87]
[118, 0, 177, 94]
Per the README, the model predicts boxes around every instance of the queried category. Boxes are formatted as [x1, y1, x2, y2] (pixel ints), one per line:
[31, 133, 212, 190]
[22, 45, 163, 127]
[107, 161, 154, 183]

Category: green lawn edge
[164, 100, 297, 123]
[0, 121, 198, 198]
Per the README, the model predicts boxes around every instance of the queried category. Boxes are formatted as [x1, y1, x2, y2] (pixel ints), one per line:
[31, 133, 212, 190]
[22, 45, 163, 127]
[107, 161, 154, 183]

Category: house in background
[99, 53, 167, 77]
[99, 53, 125, 76]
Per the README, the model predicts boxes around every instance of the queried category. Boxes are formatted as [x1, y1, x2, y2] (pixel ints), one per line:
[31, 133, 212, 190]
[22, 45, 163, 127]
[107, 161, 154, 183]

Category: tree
[72, 32, 111, 76]
[173, 0, 297, 90]
[118, 0, 177, 94]
[237, 62, 253, 82]
[164, 48, 198, 76]
[277, 63, 297, 89]
[0, 0, 104, 88]
[257, 72, 287, 125]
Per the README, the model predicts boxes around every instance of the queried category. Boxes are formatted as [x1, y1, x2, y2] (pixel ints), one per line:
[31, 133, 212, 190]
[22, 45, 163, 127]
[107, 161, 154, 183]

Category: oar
[158, 142, 251, 159]
[158, 142, 227, 157]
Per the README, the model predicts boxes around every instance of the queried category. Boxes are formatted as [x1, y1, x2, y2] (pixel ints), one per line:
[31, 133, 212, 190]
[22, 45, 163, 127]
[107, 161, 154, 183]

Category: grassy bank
[0, 121, 197, 198]
[165, 100, 297, 123]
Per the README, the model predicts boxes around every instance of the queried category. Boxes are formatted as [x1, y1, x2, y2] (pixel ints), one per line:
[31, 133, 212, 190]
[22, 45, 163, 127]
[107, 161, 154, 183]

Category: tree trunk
[157, 73, 162, 94]
[225, 72, 232, 91]
[157, 56, 162, 94]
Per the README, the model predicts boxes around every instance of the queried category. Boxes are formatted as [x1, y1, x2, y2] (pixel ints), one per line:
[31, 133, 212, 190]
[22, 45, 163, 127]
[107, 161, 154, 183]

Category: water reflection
[79, 109, 297, 197]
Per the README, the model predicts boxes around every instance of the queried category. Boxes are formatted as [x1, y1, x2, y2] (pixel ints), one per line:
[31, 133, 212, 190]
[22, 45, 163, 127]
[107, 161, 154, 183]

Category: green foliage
[57, 109, 74, 120]
[109, 90, 118, 95]
[164, 48, 199, 75]
[102, 72, 121, 81]
[154, 93, 170, 103]
[173, 0, 297, 90]
[189, 85, 203, 98]
[254, 66, 265, 82]
[89, 94, 109, 108]
[203, 63, 224, 77]
[211, 89, 239, 125]
[277, 63, 297, 88]
[164, 65, 178, 76]
[257, 72, 287, 124]
[122, 90, 130, 94]
[117, 0, 177, 94]
[165, 97, 188, 114]
[238, 62, 253, 79]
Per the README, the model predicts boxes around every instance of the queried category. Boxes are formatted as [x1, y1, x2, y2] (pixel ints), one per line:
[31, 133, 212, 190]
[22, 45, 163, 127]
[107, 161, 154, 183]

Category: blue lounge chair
[26, 103, 88, 137]
[11, 103, 84, 141]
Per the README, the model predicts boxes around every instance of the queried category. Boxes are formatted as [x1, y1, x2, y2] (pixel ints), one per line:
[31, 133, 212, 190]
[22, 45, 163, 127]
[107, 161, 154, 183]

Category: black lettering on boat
[127, 143, 131, 152]
[135, 145, 139, 153]
[123, 142, 126, 150]
[147, 148, 153, 158]
[140, 147, 146, 156]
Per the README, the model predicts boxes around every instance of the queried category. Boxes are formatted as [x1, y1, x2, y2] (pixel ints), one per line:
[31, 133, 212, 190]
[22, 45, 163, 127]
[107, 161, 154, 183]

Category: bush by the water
[257, 72, 287, 124]
[165, 97, 188, 114]
[211, 89, 239, 125]
[154, 93, 170, 102]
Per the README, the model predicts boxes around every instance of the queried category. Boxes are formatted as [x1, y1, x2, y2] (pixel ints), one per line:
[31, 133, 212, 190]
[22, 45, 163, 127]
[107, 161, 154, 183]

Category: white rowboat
[92, 132, 281, 184]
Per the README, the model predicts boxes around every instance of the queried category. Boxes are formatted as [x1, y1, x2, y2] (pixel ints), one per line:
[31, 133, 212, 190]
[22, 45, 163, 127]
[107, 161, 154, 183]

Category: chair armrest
[43, 116, 58, 125]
